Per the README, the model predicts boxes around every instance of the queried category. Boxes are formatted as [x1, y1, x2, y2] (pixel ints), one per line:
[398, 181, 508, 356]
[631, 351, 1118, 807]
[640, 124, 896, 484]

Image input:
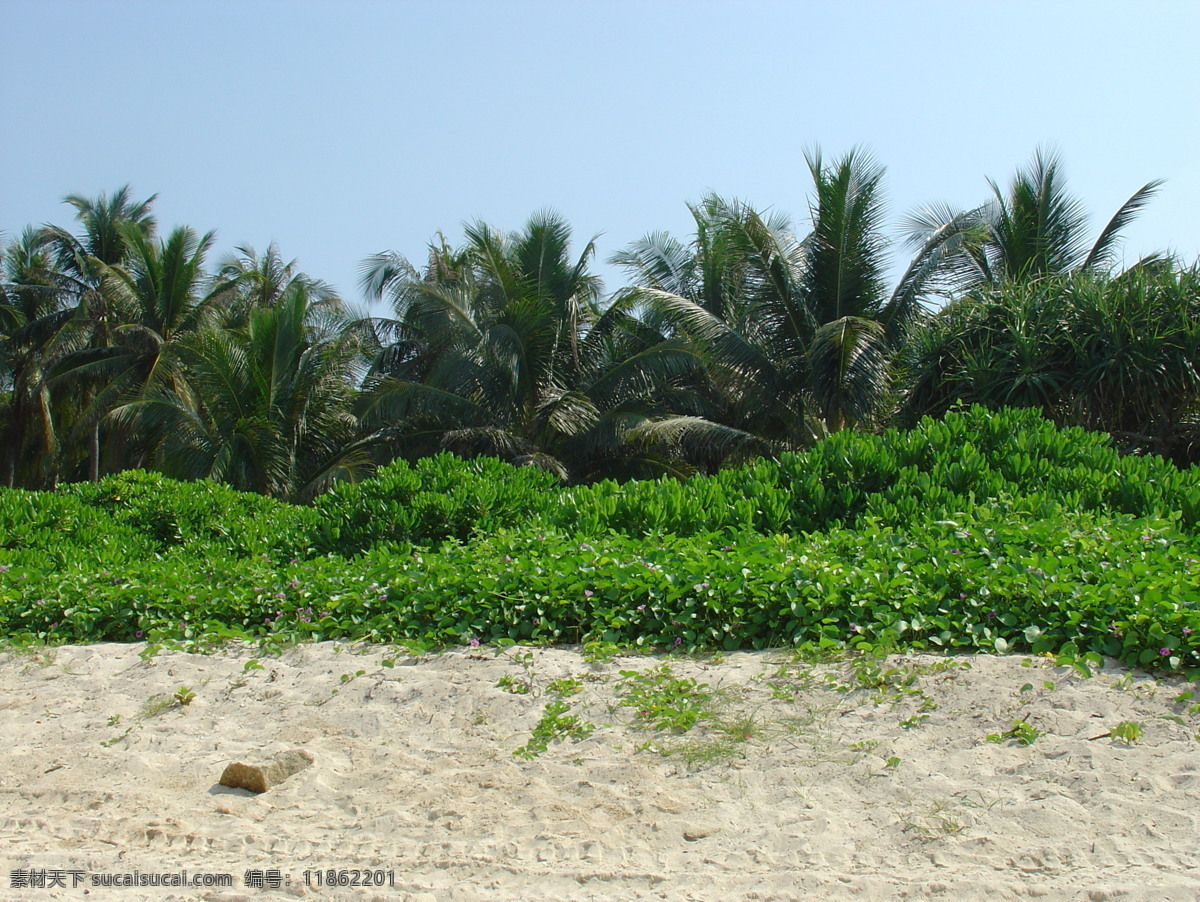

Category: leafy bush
[1, 407, 1198, 675]
[308, 453, 561, 553]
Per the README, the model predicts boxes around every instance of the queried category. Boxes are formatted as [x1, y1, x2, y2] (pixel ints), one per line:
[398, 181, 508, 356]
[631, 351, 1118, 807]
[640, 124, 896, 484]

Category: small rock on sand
[218, 749, 313, 793]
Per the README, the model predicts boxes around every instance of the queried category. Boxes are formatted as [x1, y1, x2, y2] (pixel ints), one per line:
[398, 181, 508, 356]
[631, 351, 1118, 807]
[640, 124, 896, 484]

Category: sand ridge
[2, 642, 1198, 901]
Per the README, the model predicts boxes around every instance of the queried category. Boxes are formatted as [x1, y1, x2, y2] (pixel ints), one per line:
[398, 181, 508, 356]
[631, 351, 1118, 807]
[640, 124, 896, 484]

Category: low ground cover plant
[0, 407, 1197, 675]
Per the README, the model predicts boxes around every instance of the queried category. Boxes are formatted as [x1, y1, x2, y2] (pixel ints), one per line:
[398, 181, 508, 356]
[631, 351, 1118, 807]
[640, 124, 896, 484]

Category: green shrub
[2, 408, 1199, 675]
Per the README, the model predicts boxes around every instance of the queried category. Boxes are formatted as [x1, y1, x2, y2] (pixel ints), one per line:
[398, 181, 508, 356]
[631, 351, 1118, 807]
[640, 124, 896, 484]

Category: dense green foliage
[6, 151, 1196, 496]
[900, 267, 1200, 464]
[2, 408, 1197, 674]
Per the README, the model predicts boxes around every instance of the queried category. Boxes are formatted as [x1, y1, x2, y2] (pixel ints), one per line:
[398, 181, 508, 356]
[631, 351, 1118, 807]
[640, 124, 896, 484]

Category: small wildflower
[469, 637, 480, 648]
[275, 592, 286, 600]
[849, 623, 862, 634]
[289, 579, 300, 590]
[377, 593, 387, 601]
[673, 637, 683, 647]
[0, 564, 8, 573]
[671, 620, 682, 627]
[135, 630, 143, 638]
[187, 594, 195, 601]
[636, 605, 646, 612]
[960, 593, 968, 599]
[1184, 627, 1194, 636]
[1159, 648, 1171, 657]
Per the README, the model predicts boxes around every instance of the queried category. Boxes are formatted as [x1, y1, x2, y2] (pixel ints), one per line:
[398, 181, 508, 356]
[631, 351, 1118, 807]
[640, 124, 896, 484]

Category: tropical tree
[360, 212, 710, 480]
[906, 149, 1162, 290]
[616, 148, 971, 447]
[36, 186, 158, 480]
[53, 223, 218, 472]
[117, 282, 372, 501]
[0, 228, 74, 487]
[210, 242, 340, 329]
[898, 265, 1200, 462]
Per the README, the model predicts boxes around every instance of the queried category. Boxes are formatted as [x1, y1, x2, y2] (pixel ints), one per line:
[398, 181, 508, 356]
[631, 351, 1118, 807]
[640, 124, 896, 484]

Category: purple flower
[469, 637, 480, 648]
[1184, 627, 1194, 636]
[671, 620, 682, 627]
[135, 630, 143, 638]
[637, 605, 646, 612]
[0, 564, 8, 573]
[584, 589, 594, 598]
[673, 637, 682, 647]
[377, 593, 387, 601]
[1160, 648, 1171, 657]
[289, 579, 300, 590]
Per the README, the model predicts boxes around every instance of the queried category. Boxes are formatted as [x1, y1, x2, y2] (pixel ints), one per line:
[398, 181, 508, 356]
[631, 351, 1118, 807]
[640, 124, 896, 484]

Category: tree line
[4, 148, 1198, 500]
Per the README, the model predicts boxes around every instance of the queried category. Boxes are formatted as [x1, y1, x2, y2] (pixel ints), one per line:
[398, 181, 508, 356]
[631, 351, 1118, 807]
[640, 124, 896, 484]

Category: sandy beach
[2, 642, 1198, 901]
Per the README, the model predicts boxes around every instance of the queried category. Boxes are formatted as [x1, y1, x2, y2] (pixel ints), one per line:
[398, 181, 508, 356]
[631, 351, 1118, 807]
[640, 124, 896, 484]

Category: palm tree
[50, 223, 219, 475]
[906, 149, 1162, 289]
[0, 228, 75, 487]
[210, 242, 341, 329]
[117, 282, 372, 501]
[37, 186, 158, 480]
[360, 211, 709, 480]
[616, 148, 966, 447]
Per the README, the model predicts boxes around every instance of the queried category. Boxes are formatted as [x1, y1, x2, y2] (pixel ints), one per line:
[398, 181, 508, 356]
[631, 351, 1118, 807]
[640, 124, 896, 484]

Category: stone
[683, 826, 717, 841]
[219, 749, 313, 793]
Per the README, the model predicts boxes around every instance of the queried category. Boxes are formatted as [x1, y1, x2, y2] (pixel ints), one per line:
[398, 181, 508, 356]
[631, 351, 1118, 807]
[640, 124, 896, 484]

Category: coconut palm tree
[117, 281, 372, 501]
[360, 211, 711, 480]
[51, 223, 218, 473]
[617, 148, 969, 446]
[36, 186, 158, 480]
[210, 242, 341, 329]
[905, 149, 1162, 289]
[0, 228, 75, 487]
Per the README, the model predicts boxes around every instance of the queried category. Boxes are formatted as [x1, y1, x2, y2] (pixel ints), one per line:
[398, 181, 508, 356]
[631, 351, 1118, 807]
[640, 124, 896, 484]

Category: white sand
[2, 642, 1198, 901]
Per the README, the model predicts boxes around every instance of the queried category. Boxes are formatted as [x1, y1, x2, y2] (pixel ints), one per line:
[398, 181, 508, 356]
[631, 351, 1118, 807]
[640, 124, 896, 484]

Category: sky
[3, 0, 1198, 311]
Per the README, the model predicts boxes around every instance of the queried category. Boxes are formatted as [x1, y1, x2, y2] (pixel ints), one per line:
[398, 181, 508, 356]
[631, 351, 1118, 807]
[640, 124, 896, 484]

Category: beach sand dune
[2, 642, 1198, 901]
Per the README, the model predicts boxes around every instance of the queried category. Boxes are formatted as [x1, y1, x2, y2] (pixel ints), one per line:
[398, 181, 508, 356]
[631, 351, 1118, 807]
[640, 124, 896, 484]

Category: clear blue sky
[3, 0, 1197, 309]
